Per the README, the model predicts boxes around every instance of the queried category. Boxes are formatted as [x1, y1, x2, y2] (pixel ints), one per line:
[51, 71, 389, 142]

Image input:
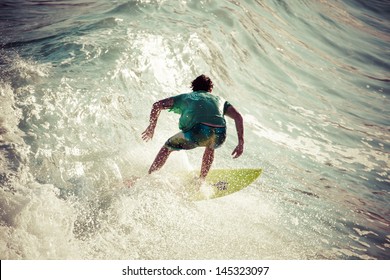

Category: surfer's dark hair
[191, 74, 214, 92]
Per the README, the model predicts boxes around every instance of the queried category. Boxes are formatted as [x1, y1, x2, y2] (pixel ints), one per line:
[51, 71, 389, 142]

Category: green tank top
[169, 91, 230, 131]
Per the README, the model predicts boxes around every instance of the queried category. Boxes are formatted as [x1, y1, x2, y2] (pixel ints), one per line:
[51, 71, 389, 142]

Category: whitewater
[0, 0, 389, 259]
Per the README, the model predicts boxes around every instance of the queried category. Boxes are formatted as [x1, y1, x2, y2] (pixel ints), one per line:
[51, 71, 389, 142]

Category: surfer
[142, 74, 244, 179]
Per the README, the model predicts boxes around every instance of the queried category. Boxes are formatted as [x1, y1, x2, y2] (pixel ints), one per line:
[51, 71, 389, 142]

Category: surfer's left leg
[148, 131, 195, 175]
[200, 146, 214, 179]
[149, 146, 173, 174]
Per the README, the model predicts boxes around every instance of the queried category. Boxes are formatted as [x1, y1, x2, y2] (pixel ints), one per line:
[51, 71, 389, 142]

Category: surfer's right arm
[225, 105, 244, 158]
[142, 98, 174, 141]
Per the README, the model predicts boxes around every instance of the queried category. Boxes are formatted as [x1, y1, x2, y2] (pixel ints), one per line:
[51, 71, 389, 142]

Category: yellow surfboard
[190, 168, 262, 201]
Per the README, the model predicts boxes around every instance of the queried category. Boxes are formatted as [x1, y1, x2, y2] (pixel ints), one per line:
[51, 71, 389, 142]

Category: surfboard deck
[189, 168, 262, 201]
[124, 168, 262, 201]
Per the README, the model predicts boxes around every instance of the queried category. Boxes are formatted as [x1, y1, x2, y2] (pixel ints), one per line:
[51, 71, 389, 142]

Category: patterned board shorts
[165, 123, 226, 151]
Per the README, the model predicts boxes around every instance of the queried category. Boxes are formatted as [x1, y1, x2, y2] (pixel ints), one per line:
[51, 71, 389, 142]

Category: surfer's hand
[142, 125, 155, 141]
[231, 143, 243, 158]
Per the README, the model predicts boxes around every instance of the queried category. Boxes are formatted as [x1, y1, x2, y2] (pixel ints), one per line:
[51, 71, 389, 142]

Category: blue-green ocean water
[0, 0, 389, 259]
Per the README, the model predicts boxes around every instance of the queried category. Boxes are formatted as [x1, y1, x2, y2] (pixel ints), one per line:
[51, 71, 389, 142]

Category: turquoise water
[0, 0, 389, 259]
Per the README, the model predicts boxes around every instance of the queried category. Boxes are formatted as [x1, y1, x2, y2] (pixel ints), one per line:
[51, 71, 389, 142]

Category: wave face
[0, 0, 389, 259]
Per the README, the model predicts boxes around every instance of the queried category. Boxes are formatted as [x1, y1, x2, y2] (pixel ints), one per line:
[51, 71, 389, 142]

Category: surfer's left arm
[142, 98, 174, 141]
